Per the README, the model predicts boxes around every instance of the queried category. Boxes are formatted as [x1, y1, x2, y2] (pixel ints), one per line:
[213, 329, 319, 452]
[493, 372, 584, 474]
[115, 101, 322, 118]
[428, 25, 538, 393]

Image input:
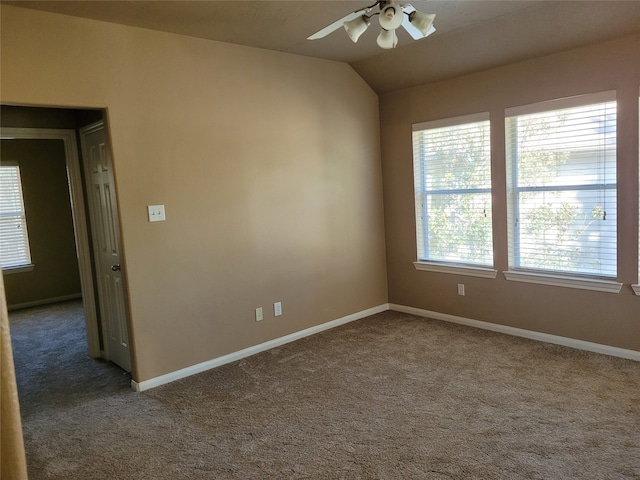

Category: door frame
[0, 127, 101, 358]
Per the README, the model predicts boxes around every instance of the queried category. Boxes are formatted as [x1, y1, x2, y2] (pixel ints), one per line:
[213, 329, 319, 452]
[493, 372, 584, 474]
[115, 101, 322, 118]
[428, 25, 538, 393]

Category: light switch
[148, 205, 166, 222]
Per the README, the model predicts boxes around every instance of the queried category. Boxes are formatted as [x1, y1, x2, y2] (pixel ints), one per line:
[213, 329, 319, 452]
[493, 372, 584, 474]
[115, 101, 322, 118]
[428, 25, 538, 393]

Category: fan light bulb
[376, 28, 398, 49]
[378, 3, 404, 31]
[344, 15, 370, 43]
[409, 11, 436, 37]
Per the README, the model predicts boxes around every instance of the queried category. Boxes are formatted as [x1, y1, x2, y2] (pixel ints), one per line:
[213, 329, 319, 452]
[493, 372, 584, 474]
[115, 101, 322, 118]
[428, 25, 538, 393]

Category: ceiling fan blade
[402, 3, 417, 14]
[402, 10, 436, 39]
[307, 8, 370, 40]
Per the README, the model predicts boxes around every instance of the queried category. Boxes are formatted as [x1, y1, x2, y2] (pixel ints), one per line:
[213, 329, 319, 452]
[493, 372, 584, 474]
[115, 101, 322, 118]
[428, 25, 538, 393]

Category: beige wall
[2, 139, 82, 308]
[0, 6, 388, 381]
[380, 34, 640, 352]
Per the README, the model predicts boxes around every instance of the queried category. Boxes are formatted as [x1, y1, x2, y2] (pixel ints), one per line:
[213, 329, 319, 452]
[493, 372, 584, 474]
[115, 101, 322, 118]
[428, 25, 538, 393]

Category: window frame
[0, 162, 34, 274]
[412, 112, 497, 277]
[504, 91, 621, 293]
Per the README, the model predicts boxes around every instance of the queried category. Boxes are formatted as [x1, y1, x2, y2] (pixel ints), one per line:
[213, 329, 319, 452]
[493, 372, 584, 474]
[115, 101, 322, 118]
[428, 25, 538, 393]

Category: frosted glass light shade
[344, 15, 370, 43]
[409, 11, 436, 37]
[378, 4, 404, 31]
[376, 28, 398, 49]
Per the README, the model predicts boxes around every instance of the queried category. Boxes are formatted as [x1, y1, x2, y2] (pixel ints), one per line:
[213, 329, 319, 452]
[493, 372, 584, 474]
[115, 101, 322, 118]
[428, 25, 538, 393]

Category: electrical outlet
[274, 302, 282, 317]
[457, 284, 465, 296]
[255, 307, 263, 322]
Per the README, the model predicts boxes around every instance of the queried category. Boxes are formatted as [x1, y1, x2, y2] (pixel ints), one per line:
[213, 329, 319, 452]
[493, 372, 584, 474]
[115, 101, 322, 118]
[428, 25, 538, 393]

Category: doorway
[1, 105, 132, 375]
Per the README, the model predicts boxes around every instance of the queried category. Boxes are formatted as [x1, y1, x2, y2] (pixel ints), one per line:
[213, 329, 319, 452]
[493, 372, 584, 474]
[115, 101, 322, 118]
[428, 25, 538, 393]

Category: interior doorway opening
[1, 104, 132, 376]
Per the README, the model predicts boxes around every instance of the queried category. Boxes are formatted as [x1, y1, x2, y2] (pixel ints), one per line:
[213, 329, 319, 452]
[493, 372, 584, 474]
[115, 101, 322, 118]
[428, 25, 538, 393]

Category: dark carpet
[9, 300, 640, 479]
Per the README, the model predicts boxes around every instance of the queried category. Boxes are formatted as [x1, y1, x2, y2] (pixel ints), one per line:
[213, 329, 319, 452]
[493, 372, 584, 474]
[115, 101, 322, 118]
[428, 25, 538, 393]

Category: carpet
[10, 300, 640, 479]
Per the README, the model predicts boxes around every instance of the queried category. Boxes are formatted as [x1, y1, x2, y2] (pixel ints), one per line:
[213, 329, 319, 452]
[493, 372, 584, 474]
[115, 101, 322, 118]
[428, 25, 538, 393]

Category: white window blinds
[412, 113, 493, 267]
[0, 164, 32, 269]
[505, 91, 617, 278]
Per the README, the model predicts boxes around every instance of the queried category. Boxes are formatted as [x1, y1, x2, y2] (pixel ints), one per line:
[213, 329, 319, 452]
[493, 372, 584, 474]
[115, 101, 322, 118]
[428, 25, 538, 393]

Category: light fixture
[344, 15, 371, 43]
[408, 11, 436, 37]
[378, 3, 404, 31]
[377, 28, 398, 49]
[308, 1, 436, 50]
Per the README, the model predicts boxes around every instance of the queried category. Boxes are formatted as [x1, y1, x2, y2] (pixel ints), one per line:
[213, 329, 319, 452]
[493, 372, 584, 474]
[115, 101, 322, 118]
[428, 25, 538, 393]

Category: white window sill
[632, 284, 640, 296]
[414, 261, 498, 279]
[2, 264, 35, 275]
[503, 270, 622, 293]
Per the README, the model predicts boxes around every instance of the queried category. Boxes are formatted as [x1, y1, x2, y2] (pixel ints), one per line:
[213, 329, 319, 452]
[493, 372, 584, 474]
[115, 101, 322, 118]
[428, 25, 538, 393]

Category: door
[80, 122, 131, 372]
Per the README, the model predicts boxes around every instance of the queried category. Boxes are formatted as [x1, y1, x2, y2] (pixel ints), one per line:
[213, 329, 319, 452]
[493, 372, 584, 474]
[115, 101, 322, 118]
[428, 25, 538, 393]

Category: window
[0, 164, 32, 270]
[412, 113, 494, 272]
[505, 91, 617, 280]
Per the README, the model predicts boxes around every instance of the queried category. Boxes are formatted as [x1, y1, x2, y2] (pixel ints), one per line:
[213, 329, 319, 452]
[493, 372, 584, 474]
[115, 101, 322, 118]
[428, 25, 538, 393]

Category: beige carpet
[10, 301, 640, 479]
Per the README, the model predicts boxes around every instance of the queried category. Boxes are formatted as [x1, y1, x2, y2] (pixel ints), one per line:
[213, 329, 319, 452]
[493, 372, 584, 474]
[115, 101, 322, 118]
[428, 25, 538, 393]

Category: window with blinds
[505, 91, 617, 278]
[0, 164, 32, 269]
[412, 113, 493, 267]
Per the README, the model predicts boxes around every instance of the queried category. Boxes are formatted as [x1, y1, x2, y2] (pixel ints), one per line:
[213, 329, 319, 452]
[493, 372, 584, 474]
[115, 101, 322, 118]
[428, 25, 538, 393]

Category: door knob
[111, 264, 121, 272]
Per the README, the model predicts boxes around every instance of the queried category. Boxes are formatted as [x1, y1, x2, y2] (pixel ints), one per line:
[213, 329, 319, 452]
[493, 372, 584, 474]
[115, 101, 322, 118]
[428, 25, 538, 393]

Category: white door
[80, 122, 131, 372]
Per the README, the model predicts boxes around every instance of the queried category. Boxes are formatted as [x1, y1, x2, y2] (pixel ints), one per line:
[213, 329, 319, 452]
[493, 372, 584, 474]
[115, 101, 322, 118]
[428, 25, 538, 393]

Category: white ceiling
[6, 1, 640, 93]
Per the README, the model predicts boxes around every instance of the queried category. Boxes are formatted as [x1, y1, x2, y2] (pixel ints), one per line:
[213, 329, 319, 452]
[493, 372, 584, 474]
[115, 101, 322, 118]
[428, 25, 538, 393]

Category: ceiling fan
[308, 1, 436, 49]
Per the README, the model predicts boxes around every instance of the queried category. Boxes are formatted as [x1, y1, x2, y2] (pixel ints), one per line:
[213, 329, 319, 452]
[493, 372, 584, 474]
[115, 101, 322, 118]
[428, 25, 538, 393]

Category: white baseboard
[7, 293, 82, 311]
[131, 301, 639, 392]
[389, 303, 640, 362]
[132, 303, 390, 392]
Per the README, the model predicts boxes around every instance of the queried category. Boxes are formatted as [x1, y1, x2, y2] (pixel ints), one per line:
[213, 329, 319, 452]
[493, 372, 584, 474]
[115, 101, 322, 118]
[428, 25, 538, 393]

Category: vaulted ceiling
[6, 1, 640, 93]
